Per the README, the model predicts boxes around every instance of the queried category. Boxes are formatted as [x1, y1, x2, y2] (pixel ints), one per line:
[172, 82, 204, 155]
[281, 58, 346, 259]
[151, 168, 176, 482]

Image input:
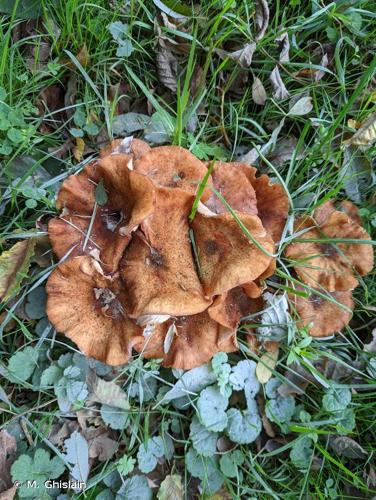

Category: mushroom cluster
[286, 200, 374, 337]
[46, 138, 289, 369]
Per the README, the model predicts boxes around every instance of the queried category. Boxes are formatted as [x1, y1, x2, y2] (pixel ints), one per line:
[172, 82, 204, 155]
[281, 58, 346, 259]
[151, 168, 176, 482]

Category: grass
[0, 0, 376, 498]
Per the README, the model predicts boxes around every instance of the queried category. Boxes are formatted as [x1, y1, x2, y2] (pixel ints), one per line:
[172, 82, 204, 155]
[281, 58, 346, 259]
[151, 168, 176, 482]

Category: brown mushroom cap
[133, 312, 237, 370]
[120, 187, 211, 317]
[191, 211, 274, 296]
[285, 208, 374, 291]
[49, 154, 155, 272]
[96, 154, 155, 234]
[314, 200, 362, 226]
[56, 162, 99, 214]
[204, 161, 258, 215]
[46, 256, 141, 365]
[208, 286, 260, 330]
[100, 138, 151, 160]
[237, 163, 289, 242]
[134, 145, 213, 201]
[48, 212, 131, 273]
[291, 286, 354, 337]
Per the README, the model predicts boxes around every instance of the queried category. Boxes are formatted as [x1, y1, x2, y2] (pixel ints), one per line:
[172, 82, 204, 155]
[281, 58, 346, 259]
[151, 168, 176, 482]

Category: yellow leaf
[73, 137, 85, 161]
[347, 119, 360, 129]
[345, 111, 376, 146]
[0, 240, 36, 302]
[256, 346, 279, 384]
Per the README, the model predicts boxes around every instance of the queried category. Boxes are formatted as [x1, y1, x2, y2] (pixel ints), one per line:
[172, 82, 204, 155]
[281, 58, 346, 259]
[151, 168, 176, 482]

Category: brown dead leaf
[344, 111, 376, 146]
[73, 137, 85, 161]
[62, 44, 90, 69]
[330, 436, 368, 459]
[215, 42, 256, 68]
[0, 430, 17, 494]
[255, 0, 269, 41]
[270, 66, 290, 100]
[0, 486, 17, 500]
[276, 32, 290, 63]
[252, 77, 267, 105]
[157, 474, 183, 500]
[156, 36, 178, 92]
[87, 430, 119, 461]
[256, 345, 279, 384]
[0, 239, 36, 302]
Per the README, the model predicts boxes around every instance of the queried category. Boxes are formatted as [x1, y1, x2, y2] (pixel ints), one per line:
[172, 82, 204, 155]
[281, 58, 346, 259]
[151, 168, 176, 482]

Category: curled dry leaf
[270, 66, 290, 100]
[156, 42, 178, 92]
[276, 32, 290, 63]
[215, 42, 256, 68]
[255, 0, 269, 41]
[344, 111, 376, 146]
[252, 77, 267, 105]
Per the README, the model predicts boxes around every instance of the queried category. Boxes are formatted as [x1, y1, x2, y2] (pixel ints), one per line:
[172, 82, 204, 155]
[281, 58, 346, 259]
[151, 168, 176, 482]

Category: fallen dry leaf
[156, 41, 178, 92]
[276, 32, 290, 63]
[0, 486, 17, 500]
[256, 345, 279, 384]
[344, 111, 376, 146]
[157, 474, 184, 500]
[0, 430, 17, 494]
[255, 0, 269, 41]
[215, 42, 256, 68]
[270, 66, 290, 100]
[0, 239, 36, 302]
[73, 137, 85, 161]
[252, 77, 267, 105]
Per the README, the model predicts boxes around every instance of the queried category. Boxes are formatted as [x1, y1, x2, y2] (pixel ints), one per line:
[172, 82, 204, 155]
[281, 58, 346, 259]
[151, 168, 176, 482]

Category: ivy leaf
[163, 364, 216, 401]
[7, 346, 39, 383]
[157, 474, 183, 500]
[11, 448, 65, 497]
[265, 377, 281, 399]
[229, 359, 260, 407]
[112, 112, 150, 136]
[116, 40, 134, 58]
[265, 394, 295, 424]
[137, 436, 174, 474]
[0, 239, 36, 302]
[186, 447, 223, 494]
[116, 475, 152, 500]
[24, 286, 47, 320]
[63, 431, 89, 482]
[73, 109, 86, 127]
[197, 386, 228, 432]
[290, 436, 313, 470]
[108, 21, 129, 41]
[322, 387, 351, 413]
[101, 404, 129, 430]
[335, 408, 356, 435]
[190, 416, 218, 457]
[219, 450, 244, 478]
[40, 365, 63, 386]
[226, 408, 262, 444]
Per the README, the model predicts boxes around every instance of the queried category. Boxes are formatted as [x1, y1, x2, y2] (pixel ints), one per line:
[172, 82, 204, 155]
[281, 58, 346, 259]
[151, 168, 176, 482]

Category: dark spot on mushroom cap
[149, 247, 165, 268]
[204, 239, 219, 255]
[319, 243, 338, 259]
[93, 287, 124, 318]
[308, 293, 325, 311]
